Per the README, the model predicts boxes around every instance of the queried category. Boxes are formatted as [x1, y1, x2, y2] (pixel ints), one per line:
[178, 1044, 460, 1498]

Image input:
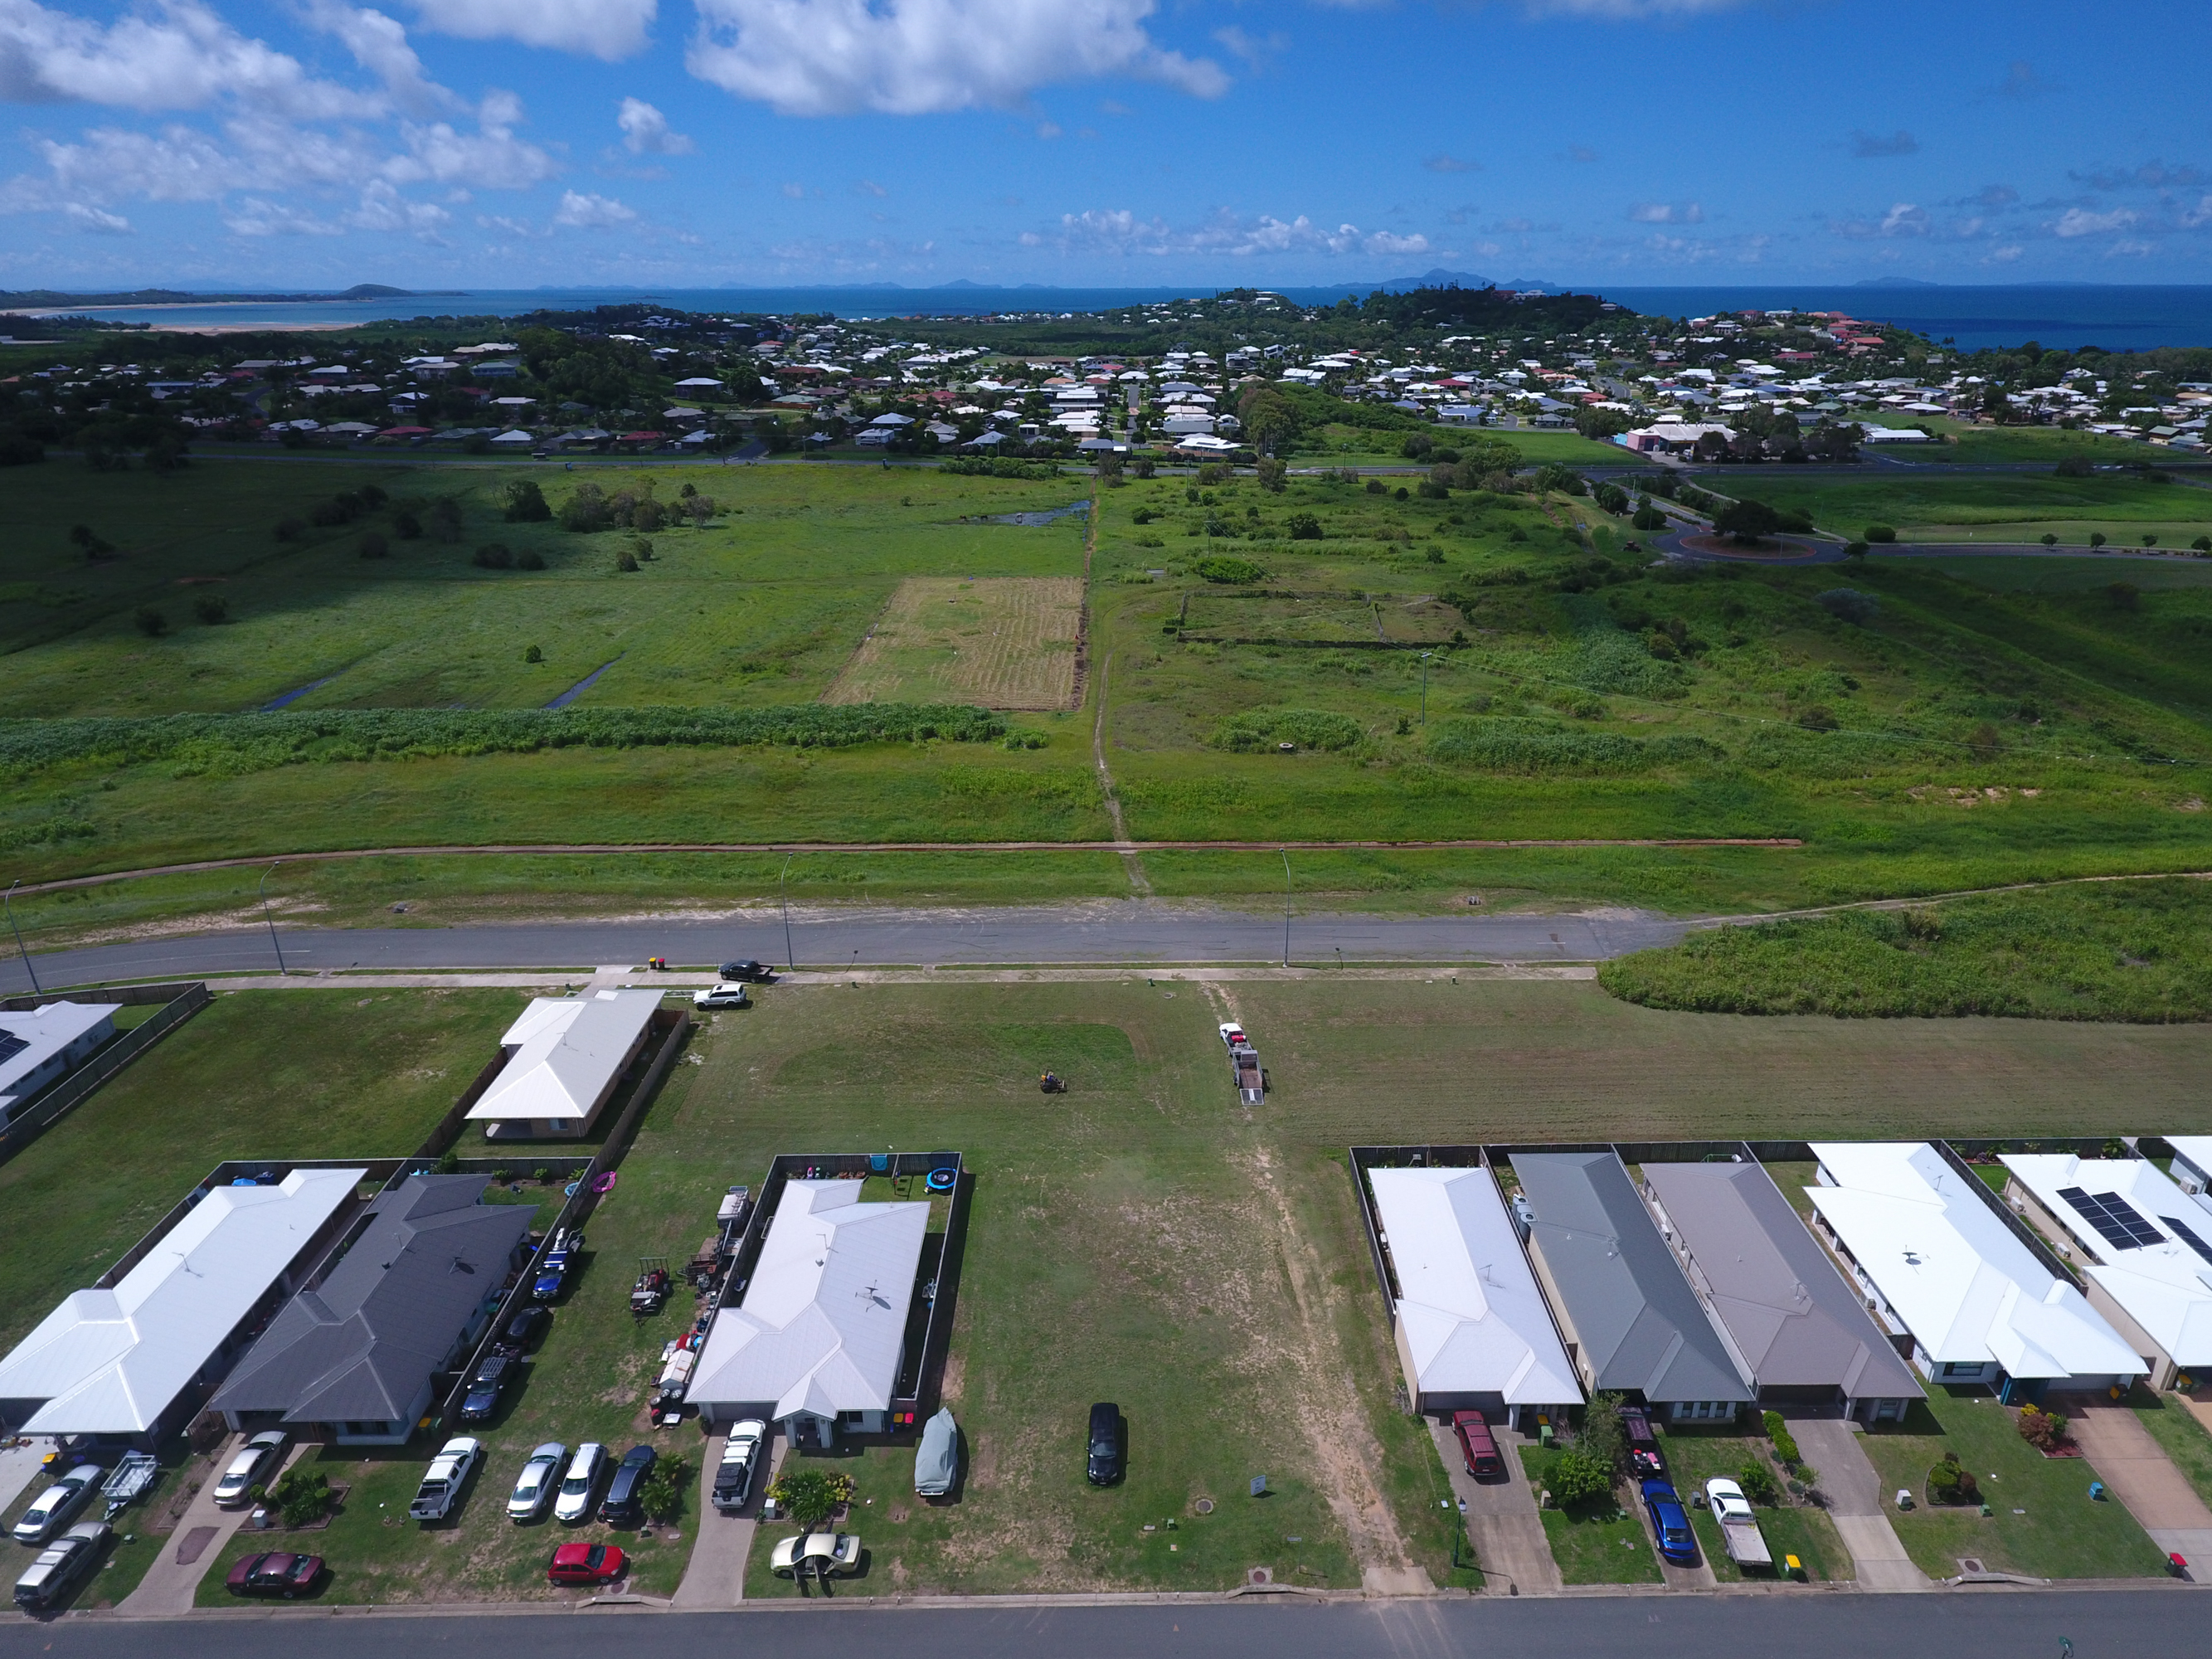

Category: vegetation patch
[824, 577, 1085, 711]
[1425, 717, 1720, 775]
[1212, 707, 1364, 752]
[1599, 878, 2212, 1020]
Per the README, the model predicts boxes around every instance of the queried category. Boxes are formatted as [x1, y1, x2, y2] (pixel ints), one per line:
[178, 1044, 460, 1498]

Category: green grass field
[0, 988, 523, 1358]
[1859, 1387, 2166, 1580]
[1739, 472, 2212, 538]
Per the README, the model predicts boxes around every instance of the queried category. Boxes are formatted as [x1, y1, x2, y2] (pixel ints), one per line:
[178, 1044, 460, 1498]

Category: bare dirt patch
[824, 577, 1085, 710]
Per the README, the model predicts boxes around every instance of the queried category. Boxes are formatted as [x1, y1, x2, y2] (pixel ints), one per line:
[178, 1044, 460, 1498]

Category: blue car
[1641, 1479, 1698, 1566]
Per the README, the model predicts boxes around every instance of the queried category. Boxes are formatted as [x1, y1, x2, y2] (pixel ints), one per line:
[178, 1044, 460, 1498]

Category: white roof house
[1806, 1143, 2143, 1397]
[2161, 1136, 2212, 1200]
[1368, 1167, 1581, 1421]
[2000, 1153, 2212, 1388]
[687, 1180, 928, 1443]
[0, 1000, 114, 1121]
[0, 1167, 364, 1440]
[467, 990, 660, 1139]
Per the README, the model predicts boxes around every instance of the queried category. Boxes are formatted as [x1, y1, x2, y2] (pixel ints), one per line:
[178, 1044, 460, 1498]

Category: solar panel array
[2059, 1185, 2166, 1253]
[2161, 1212, 2212, 1268]
[0, 1031, 27, 1065]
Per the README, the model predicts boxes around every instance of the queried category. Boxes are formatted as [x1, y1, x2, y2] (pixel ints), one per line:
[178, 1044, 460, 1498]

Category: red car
[1451, 1411, 1503, 1478]
[226, 1551, 323, 1598]
[547, 1542, 629, 1586]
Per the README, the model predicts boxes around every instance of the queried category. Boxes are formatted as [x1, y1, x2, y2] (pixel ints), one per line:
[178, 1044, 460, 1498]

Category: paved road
[0, 905, 1690, 994]
[8, 1587, 2199, 1654]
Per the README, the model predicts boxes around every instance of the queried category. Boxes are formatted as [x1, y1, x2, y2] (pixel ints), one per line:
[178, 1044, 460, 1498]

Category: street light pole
[1420, 651, 1433, 726]
[1281, 848, 1292, 968]
[779, 853, 796, 971]
[258, 862, 288, 976]
[4, 878, 39, 995]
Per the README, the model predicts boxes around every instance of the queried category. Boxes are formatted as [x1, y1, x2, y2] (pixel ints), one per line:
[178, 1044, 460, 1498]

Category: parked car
[599, 1445, 658, 1525]
[1621, 1405, 1665, 1480]
[1641, 1479, 1699, 1567]
[712, 1421, 766, 1514]
[1451, 1410, 1503, 1479]
[547, 1542, 629, 1586]
[913, 1407, 958, 1498]
[693, 983, 751, 1010]
[1703, 1477, 1773, 1569]
[554, 1443, 607, 1524]
[226, 1550, 323, 1598]
[532, 1229, 583, 1302]
[770, 1531, 861, 1579]
[717, 960, 775, 983]
[407, 1437, 482, 1522]
[11, 1467, 100, 1545]
[459, 1355, 513, 1423]
[212, 1432, 288, 1509]
[12, 1522, 108, 1611]
[1085, 1402, 1122, 1486]
[508, 1443, 567, 1524]
[494, 1306, 551, 1357]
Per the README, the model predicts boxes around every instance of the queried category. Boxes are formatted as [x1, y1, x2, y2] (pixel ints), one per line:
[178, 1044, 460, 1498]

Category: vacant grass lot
[1860, 1388, 2166, 1579]
[825, 577, 1086, 709]
[0, 987, 523, 1357]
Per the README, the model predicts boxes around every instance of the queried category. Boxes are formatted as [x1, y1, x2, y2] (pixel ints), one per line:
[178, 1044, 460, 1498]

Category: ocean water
[16, 282, 2212, 352]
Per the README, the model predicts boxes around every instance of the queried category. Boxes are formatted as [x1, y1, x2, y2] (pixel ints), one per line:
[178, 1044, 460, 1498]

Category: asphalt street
[0, 1588, 2190, 1657]
[0, 905, 1689, 994]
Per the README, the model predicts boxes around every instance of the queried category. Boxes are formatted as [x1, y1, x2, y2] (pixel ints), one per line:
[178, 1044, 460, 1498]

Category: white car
[407, 1436, 482, 1522]
[771, 1531, 861, 1579]
[508, 1442, 567, 1524]
[11, 1467, 100, 1545]
[712, 1420, 766, 1514]
[554, 1443, 607, 1524]
[693, 983, 751, 1010]
[213, 1431, 289, 1509]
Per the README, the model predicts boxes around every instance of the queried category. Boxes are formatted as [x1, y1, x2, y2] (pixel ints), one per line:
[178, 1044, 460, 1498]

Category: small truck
[408, 1437, 481, 1522]
[1703, 1477, 1773, 1569]
[1218, 1023, 1266, 1105]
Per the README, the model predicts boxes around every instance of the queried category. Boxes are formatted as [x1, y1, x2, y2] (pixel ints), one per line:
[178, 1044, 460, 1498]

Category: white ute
[1703, 1477, 1772, 1569]
[408, 1436, 482, 1522]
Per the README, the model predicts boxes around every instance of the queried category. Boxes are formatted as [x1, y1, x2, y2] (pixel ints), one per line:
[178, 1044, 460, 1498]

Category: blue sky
[1, 0, 2208, 291]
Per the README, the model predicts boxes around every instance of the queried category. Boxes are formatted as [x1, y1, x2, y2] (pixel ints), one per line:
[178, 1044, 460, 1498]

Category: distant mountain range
[0, 283, 453, 309]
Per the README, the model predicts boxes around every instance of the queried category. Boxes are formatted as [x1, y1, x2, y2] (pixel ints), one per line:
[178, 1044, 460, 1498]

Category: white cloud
[349, 178, 450, 238]
[386, 94, 557, 189]
[223, 196, 343, 236]
[302, 1, 457, 117]
[1986, 245, 2023, 262]
[404, 0, 657, 60]
[2054, 206, 2136, 237]
[686, 0, 1227, 117]
[1522, 0, 1749, 14]
[0, 0, 377, 119]
[1880, 201, 1927, 236]
[39, 123, 239, 201]
[62, 200, 128, 232]
[552, 187, 636, 227]
[618, 95, 693, 153]
[1039, 206, 1427, 259]
[1629, 201, 1701, 223]
[1364, 230, 1429, 255]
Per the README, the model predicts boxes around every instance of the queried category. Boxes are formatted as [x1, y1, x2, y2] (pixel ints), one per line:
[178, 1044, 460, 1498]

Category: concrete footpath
[1791, 1416, 1930, 1592]
[118, 1438, 308, 1614]
[1424, 1419, 1560, 1596]
[670, 1433, 785, 1608]
[2060, 1399, 2212, 1568]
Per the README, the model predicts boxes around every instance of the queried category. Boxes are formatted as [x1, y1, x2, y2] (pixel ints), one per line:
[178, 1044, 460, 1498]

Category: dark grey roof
[1514, 1151, 1748, 1404]
[1641, 1163, 1923, 1402]
[209, 1176, 530, 1424]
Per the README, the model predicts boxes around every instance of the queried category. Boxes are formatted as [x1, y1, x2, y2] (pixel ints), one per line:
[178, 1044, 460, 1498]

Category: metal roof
[1514, 1151, 1749, 1404]
[468, 990, 659, 1126]
[1641, 1161, 1923, 1402]
[209, 1175, 531, 1425]
[0, 1001, 112, 1109]
[0, 1169, 364, 1434]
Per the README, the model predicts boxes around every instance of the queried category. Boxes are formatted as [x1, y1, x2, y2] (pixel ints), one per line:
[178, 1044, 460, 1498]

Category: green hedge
[0, 704, 1009, 783]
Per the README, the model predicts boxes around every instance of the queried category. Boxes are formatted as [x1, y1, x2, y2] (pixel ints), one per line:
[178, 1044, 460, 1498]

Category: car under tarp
[914, 1408, 958, 1496]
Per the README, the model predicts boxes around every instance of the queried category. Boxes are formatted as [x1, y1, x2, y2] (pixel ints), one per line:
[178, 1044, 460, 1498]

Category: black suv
[1086, 1403, 1122, 1486]
[599, 1445, 658, 1525]
[717, 960, 775, 983]
[459, 1355, 512, 1423]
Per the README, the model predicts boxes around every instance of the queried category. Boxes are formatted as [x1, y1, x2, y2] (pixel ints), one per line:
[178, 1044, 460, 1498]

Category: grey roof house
[1640, 1161, 1923, 1423]
[1514, 1151, 1751, 1421]
[210, 1175, 532, 1445]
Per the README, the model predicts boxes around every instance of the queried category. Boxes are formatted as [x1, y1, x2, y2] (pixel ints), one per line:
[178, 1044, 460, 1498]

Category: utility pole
[1281, 848, 1292, 968]
[258, 862, 288, 976]
[780, 853, 796, 971]
[4, 878, 39, 995]
[1420, 651, 1434, 726]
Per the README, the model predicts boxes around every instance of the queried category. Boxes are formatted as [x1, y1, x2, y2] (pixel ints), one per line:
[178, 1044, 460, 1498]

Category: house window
[1939, 1362, 1981, 1379]
[1670, 1400, 1734, 1421]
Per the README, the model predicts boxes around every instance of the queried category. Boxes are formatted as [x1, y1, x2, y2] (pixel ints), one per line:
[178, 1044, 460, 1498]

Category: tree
[638, 1453, 689, 1523]
[1256, 457, 1286, 493]
[2041, 533, 2059, 548]
[1735, 1462, 1782, 1505]
[1864, 523, 1898, 543]
[1578, 1392, 1627, 1480]
[1713, 498, 1782, 544]
[134, 606, 167, 637]
[192, 596, 229, 625]
[1544, 1447, 1612, 1507]
[2089, 531, 2107, 549]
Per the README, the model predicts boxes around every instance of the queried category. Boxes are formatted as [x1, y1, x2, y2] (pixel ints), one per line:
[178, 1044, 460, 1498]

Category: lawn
[1651, 1421, 1851, 1582]
[2128, 1389, 2212, 1512]
[1515, 1447, 1660, 1584]
[1740, 472, 2212, 539]
[0, 987, 526, 1357]
[1858, 1387, 2167, 1579]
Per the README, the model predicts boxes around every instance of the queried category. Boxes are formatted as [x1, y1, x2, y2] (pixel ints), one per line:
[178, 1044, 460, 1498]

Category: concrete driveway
[1424, 1418, 1560, 1595]
[0, 1438, 56, 1516]
[117, 1436, 308, 1614]
[2057, 1398, 2212, 1568]
[1791, 1416, 1930, 1592]
[671, 1431, 785, 1608]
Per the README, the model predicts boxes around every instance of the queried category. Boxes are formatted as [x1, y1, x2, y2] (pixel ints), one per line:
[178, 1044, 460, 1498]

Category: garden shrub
[1194, 556, 1265, 584]
[2017, 1404, 2069, 1451]
[1864, 523, 1898, 543]
[268, 1468, 332, 1529]
[1545, 1447, 1612, 1507]
[1736, 1462, 1782, 1506]
[1816, 588, 1879, 624]
[1926, 1452, 1979, 1505]
[1213, 707, 1362, 752]
[503, 480, 552, 523]
[1762, 1410, 1801, 1467]
[134, 606, 167, 637]
[767, 1467, 854, 1528]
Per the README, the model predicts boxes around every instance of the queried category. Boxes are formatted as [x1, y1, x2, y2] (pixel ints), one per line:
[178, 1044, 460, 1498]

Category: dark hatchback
[460, 1354, 513, 1423]
[495, 1306, 551, 1357]
[599, 1445, 659, 1525]
[1085, 1403, 1123, 1486]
